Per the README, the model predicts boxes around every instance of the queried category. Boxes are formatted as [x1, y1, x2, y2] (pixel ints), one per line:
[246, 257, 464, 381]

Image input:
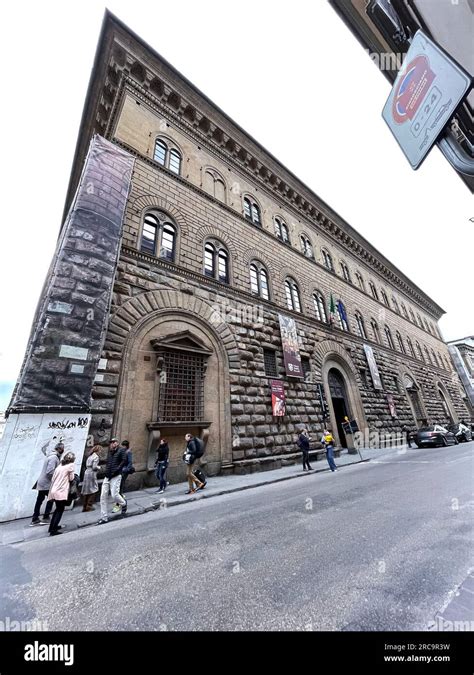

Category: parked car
[414, 425, 458, 448]
[447, 423, 472, 443]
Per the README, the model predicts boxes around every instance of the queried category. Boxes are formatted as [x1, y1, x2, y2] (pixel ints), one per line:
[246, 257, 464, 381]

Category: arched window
[392, 296, 400, 314]
[274, 217, 290, 243]
[243, 197, 261, 226]
[356, 272, 365, 292]
[381, 290, 389, 306]
[154, 139, 167, 165]
[424, 346, 432, 364]
[416, 341, 424, 361]
[396, 331, 406, 353]
[250, 262, 270, 300]
[369, 282, 379, 301]
[140, 212, 177, 261]
[153, 138, 182, 174]
[340, 261, 351, 283]
[301, 235, 314, 258]
[355, 312, 367, 339]
[432, 350, 439, 367]
[204, 240, 229, 283]
[337, 300, 349, 331]
[371, 319, 381, 344]
[438, 352, 444, 369]
[407, 337, 416, 358]
[444, 354, 451, 370]
[203, 169, 226, 202]
[409, 308, 416, 323]
[285, 277, 301, 312]
[401, 303, 409, 319]
[322, 249, 334, 271]
[313, 291, 327, 323]
[384, 326, 395, 350]
[416, 313, 423, 328]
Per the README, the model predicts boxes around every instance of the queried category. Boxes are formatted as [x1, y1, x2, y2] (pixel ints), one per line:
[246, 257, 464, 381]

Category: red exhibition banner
[271, 380, 286, 416]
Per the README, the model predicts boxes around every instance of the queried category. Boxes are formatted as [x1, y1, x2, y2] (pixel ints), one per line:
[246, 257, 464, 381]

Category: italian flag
[329, 294, 336, 326]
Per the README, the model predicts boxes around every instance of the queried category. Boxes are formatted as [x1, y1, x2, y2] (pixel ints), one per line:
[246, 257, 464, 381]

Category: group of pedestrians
[30, 433, 208, 531]
[30, 443, 77, 536]
[297, 428, 338, 473]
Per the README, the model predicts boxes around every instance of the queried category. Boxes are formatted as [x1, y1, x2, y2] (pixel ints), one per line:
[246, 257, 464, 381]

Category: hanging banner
[363, 344, 383, 390]
[278, 314, 303, 378]
[270, 380, 286, 416]
[386, 394, 397, 418]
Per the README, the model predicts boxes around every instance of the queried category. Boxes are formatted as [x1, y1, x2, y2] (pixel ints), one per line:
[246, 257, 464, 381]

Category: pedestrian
[322, 428, 338, 472]
[183, 433, 205, 494]
[81, 445, 101, 512]
[119, 440, 134, 496]
[402, 425, 413, 448]
[297, 429, 312, 471]
[47, 452, 76, 536]
[97, 438, 128, 524]
[30, 443, 64, 527]
[155, 438, 169, 494]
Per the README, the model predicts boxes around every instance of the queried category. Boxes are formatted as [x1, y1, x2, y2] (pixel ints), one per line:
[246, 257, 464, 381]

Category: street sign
[382, 30, 471, 169]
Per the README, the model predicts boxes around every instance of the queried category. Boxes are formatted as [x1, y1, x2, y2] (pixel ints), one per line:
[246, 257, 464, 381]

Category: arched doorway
[328, 368, 351, 448]
[437, 384, 457, 425]
[403, 374, 427, 427]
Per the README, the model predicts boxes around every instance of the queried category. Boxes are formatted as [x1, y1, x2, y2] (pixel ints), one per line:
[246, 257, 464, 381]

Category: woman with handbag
[81, 445, 101, 512]
[47, 452, 76, 536]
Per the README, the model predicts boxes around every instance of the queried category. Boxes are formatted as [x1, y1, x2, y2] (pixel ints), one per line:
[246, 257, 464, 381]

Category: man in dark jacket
[30, 443, 64, 526]
[97, 438, 127, 524]
[183, 433, 205, 494]
[297, 430, 312, 471]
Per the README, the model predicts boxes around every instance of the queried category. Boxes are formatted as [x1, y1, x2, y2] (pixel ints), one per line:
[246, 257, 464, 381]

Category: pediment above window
[150, 331, 213, 355]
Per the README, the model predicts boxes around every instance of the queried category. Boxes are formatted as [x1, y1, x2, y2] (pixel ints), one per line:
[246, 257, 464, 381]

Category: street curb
[76, 457, 371, 531]
[1, 457, 371, 543]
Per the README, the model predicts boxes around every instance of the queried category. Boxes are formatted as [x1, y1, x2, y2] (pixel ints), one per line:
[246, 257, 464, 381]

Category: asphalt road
[1, 442, 473, 631]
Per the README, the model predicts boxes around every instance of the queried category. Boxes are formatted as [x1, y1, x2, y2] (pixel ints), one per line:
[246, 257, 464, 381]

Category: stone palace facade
[1, 12, 469, 513]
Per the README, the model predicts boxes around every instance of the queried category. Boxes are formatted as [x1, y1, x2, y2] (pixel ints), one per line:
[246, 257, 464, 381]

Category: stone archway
[402, 372, 428, 427]
[314, 340, 367, 449]
[107, 290, 239, 485]
[436, 382, 458, 425]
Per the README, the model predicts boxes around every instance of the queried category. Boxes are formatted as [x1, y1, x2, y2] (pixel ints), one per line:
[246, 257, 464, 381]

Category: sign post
[382, 30, 471, 170]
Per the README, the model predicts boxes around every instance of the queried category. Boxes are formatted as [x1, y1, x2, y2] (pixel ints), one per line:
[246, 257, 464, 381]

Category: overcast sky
[0, 0, 472, 410]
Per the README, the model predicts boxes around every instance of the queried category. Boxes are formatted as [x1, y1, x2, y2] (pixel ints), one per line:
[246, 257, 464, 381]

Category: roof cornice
[62, 9, 446, 320]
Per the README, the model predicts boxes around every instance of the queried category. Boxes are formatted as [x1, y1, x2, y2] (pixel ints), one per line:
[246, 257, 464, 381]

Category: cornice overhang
[62, 9, 446, 320]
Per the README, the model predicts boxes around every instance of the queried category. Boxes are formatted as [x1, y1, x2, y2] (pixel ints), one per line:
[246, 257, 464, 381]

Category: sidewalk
[0, 443, 409, 545]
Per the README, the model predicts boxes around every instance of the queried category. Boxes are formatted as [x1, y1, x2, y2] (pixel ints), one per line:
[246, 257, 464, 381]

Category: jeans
[155, 461, 168, 490]
[100, 475, 126, 519]
[32, 490, 54, 521]
[326, 445, 337, 472]
[48, 500, 67, 533]
[302, 449, 311, 470]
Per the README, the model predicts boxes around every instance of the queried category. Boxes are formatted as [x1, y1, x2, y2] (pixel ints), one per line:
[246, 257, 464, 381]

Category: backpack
[194, 438, 205, 458]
